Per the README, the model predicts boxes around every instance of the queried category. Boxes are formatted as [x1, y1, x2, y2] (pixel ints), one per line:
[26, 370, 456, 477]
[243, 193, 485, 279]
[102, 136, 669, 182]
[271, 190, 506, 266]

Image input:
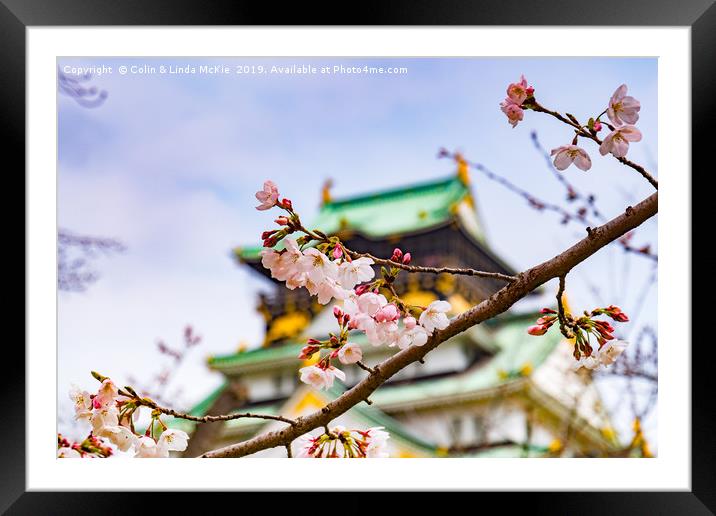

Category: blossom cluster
[527, 306, 630, 371]
[255, 182, 453, 390]
[62, 376, 190, 459]
[498, 76, 644, 171]
[296, 425, 390, 458]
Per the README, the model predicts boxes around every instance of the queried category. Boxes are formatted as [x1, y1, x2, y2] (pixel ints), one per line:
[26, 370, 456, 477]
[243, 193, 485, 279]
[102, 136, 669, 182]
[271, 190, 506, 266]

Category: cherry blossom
[296, 426, 391, 458]
[322, 365, 346, 388]
[100, 425, 138, 452]
[550, 145, 592, 171]
[418, 300, 452, 334]
[337, 342, 363, 364]
[299, 365, 330, 389]
[364, 427, 390, 458]
[396, 324, 429, 350]
[90, 405, 120, 434]
[506, 75, 532, 105]
[338, 257, 375, 288]
[573, 355, 600, 371]
[597, 340, 629, 366]
[255, 180, 280, 211]
[599, 125, 642, 158]
[159, 429, 190, 452]
[135, 436, 167, 458]
[500, 98, 524, 128]
[92, 378, 119, 409]
[607, 84, 641, 126]
[69, 385, 93, 421]
[299, 248, 339, 283]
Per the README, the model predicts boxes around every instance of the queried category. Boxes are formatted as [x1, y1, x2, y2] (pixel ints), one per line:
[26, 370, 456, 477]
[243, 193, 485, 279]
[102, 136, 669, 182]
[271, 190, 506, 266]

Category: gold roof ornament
[455, 152, 470, 185]
[321, 178, 334, 205]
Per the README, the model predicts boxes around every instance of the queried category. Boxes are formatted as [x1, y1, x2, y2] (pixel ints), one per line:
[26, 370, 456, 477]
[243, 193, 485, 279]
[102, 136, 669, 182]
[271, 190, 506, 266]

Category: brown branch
[113, 386, 297, 426]
[299, 225, 516, 282]
[530, 102, 658, 190]
[556, 275, 574, 339]
[346, 249, 517, 282]
[202, 192, 657, 458]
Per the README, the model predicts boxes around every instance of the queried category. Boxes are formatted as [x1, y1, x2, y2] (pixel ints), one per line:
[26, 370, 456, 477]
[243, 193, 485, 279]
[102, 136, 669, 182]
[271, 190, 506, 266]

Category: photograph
[56, 56, 659, 460]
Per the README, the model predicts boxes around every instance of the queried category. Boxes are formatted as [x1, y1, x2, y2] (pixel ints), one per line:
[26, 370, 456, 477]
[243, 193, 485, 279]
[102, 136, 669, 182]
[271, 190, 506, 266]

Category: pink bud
[280, 198, 293, 210]
[354, 284, 370, 296]
[593, 120, 602, 132]
[391, 248, 403, 261]
[527, 325, 548, 336]
[298, 345, 319, 360]
[402, 253, 412, 264]
[540, 308, 557, 315]
[274, 216, 289, 226]
[333, 306, 343, 319]
[332, 245, 343, 260]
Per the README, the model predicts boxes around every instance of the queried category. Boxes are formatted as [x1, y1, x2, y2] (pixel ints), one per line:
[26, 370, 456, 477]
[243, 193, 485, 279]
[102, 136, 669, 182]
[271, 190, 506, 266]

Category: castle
[177, 164, 618, 458]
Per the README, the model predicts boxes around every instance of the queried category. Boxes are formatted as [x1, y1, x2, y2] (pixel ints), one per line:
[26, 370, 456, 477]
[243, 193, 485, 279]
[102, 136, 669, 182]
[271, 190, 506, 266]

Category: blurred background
[57, 57, 657, 456]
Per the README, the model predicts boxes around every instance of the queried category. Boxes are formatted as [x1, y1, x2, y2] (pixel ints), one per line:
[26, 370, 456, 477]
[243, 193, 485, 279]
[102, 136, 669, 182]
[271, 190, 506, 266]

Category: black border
[4, 0, 712, 513]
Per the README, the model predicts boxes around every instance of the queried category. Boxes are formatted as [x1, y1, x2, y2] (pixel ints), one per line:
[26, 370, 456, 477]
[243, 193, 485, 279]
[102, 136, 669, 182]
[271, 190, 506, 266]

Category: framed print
[4, 0, 712, 512]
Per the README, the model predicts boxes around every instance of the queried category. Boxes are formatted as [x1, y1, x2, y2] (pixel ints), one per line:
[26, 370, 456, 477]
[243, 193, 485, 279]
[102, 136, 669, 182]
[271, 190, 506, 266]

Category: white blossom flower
[573, 355, 600, 371]
[158, 429, 189, 452]
[299, 365, 330, 389]
[598, 340, 628, 366]
[365, 427, 390, 458]
[323, 365, 346, 389]
[90, 405, 120, 434]
[314, 277, 349, 305]
[134, 436, 168, 458]
[100, 425, 138, 452]
[69, 385, 93, 421]
[396, 325, 429, 350]
[92, 379, 119, 409]
[337, 342, 362, 364]
[418, 300, 452, 334]
[57, 447, 81, 458]
[550, 145, 592, 171]
[299, 248, 338, 284]
[338, 257, 375, 289]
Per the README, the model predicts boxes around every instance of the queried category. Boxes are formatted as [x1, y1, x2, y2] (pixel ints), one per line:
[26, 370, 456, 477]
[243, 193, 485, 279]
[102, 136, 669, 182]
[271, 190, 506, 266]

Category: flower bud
[274, 216, 289, 226]
[402, 253, 412, 264]
[391, 248, 403, 262]
[298, 345, 319, 360]
[527, 324, 548, 336]
[280, 198, 293, 210]
[332, 245, 343, 260]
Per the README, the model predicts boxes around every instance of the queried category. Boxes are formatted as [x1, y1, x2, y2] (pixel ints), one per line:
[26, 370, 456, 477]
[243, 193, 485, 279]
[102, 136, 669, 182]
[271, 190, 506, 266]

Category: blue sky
[57, 57, 658, 443]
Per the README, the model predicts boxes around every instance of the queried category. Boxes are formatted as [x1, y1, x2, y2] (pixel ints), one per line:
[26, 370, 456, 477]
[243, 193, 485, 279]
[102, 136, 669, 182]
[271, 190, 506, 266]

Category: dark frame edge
[0, 0, 27, 514]
[4, 0, 713, 513]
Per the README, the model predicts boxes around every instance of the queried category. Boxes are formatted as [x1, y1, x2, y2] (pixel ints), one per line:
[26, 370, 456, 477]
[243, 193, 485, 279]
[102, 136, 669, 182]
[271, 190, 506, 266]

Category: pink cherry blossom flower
[322, 365, 346, 389]
[500, 98, 524, 128]
[314, 277, 349, 305]
[599, 125, 642, 158]
[418, 300, 452, 334]
[90, 405, 120, 434]
[506, 75, 531, 105]
[337, 342, 362, 364]
[374, 303, 400, 323]
[397, 325, 429, 350]
[356, 292, 388, 316]
[338, 257, 375, 289]
[255, 180, 280, 211]
[607, 84, 640, 126]
[92, 379, 119, 409]
[299, 365, 330, 389]
[550, 145, 592, 171]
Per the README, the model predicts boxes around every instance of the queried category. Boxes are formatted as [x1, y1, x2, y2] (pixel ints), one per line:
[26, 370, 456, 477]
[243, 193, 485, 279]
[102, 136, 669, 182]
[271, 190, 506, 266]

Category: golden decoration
[263, 311, 311, 346]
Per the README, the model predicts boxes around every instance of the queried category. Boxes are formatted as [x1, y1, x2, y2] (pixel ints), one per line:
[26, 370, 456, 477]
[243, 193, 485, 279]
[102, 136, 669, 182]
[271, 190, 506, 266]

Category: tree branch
[201, 192, 657, 458]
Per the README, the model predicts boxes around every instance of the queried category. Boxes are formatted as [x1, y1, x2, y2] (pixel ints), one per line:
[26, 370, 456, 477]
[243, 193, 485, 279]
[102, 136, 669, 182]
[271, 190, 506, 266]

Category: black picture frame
[3, 0, 710, 513]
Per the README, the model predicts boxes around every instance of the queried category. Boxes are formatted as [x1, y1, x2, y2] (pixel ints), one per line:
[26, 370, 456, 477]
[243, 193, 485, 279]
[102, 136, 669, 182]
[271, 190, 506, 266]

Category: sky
[57, 57, 658, 445]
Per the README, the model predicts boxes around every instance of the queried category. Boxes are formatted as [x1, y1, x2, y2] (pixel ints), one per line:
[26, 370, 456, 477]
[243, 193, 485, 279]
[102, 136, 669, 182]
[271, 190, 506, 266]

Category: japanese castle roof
[235, 175, 486, 262]
[205, 312, 560, 406]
